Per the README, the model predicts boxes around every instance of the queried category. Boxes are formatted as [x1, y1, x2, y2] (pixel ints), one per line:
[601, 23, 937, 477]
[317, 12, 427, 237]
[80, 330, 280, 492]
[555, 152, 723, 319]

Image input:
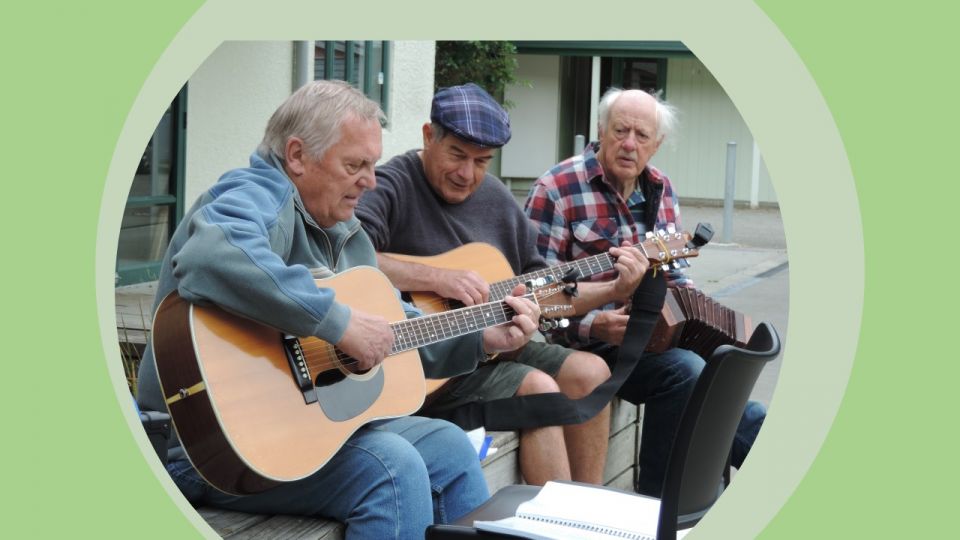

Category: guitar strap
[427, 271, 667, 431]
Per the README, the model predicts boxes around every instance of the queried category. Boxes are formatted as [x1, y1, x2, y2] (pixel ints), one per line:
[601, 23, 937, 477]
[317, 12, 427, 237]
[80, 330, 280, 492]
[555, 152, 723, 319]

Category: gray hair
[597, 88, 677, 142]
[257, 80, 385, 162]
[430, 122, 448, 143]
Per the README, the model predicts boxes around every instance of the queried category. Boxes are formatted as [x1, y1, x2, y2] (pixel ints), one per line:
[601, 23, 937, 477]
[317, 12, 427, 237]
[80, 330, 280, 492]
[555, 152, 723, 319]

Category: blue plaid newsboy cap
[430, 83, 511, 148]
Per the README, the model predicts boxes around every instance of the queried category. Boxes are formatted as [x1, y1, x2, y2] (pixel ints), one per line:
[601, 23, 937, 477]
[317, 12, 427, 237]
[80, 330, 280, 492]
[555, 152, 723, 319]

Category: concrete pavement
[679, 204, 789, 406]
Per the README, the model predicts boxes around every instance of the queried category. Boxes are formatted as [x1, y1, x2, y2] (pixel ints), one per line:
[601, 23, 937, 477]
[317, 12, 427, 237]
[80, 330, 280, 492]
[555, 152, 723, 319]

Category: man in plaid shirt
[525, 88, 766, 496]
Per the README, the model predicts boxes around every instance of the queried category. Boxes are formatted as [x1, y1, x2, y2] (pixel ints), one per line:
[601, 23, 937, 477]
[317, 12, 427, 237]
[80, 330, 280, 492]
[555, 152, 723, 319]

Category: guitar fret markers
[390, 300, 518, 354]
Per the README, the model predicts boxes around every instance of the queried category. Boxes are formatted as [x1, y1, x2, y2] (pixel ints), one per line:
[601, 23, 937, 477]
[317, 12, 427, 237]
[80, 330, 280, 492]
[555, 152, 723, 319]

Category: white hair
[597, 88, 677, 142]
[257, 80, 385, 162]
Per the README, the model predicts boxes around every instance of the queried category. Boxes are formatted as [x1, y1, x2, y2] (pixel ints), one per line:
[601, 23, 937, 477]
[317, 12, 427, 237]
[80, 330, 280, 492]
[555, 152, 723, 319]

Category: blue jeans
[600, 347, 766, 496]
[167, 416, 489, 540]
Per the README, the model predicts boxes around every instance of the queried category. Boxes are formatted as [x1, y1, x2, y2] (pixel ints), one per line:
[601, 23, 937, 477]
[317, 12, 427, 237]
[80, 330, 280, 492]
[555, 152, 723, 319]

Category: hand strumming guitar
[336, 308, 395, 371]
[430, 266, 490, 306]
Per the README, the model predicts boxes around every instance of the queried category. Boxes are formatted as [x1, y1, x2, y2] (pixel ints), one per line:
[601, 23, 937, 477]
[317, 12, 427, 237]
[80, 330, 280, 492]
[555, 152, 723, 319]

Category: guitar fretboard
[489, 253, 618, 302]
[389, 296, 523, 353]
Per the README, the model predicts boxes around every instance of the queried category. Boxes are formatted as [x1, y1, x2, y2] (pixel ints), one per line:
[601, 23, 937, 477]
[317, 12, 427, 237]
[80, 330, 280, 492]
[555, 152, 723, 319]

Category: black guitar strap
[427, 271, 667, 431]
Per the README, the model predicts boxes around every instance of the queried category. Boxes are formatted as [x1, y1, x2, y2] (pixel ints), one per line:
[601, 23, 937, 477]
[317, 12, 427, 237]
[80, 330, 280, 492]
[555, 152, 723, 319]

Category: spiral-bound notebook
[474, 481, 666, 540]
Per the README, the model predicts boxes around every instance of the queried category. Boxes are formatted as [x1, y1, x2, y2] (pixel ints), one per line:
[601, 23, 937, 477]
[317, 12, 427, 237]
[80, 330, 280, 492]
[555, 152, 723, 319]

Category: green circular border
[93, 1, 862, 538]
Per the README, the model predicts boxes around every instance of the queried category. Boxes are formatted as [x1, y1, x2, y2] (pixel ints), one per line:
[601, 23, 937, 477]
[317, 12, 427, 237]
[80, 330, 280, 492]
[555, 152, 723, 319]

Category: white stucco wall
[495, 52, 775, 205]
[501, 54, 561, 178]
[185, 41, 295, 205]
[381, 41, 436, 161]
[184, 40, 435, 204]
[652, 56, 776, 204]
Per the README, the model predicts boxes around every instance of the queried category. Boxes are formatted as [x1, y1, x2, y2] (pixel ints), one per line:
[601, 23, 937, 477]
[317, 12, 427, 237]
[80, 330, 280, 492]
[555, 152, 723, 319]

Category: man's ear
[285, 137, 306, 177]
[421, 123, 433, 149]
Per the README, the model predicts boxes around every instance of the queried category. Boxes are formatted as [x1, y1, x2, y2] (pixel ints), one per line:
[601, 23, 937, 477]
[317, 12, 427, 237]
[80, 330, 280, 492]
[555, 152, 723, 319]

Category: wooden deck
[116, 281, 158, 345]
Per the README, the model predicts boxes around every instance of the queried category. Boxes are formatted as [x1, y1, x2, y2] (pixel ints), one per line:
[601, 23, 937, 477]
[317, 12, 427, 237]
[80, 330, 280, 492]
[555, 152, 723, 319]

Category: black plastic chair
[426, 322, 781, 540]
[134, 396, 171, 465]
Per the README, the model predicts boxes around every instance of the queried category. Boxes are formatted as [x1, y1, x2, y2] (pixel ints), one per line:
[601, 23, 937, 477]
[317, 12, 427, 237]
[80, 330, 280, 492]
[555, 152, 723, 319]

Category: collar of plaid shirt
[583, 141, 667, 202]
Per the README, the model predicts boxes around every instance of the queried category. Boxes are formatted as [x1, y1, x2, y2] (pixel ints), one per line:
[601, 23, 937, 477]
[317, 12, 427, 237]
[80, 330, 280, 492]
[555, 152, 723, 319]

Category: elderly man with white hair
[525, 88, 768, 496]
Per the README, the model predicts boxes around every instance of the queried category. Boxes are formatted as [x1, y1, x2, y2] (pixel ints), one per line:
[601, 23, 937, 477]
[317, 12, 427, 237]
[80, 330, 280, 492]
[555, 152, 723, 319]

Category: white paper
[475, 481, 660, 540]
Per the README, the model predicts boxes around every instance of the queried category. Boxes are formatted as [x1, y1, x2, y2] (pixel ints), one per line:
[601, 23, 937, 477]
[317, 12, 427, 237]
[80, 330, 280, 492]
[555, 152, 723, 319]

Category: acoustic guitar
[384, 225, 707, 395]
[150, 265, 564, 495]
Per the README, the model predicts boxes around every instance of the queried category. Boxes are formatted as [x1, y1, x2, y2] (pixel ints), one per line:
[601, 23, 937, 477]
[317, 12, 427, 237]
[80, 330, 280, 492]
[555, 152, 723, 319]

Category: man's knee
[426, 419, 481, 463]
[557, 352, 610, 399]
[516, 369, 560, 396]
[662, 348, 705, 382]
[358, 433, 429, 480]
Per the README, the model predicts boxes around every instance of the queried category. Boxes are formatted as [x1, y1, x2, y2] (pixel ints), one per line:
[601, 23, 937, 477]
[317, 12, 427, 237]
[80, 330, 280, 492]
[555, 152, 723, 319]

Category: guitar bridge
[283, 335, 318, 404]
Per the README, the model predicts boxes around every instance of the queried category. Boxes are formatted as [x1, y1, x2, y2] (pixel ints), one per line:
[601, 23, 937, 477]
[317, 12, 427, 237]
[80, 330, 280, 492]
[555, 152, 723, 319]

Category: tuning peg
[538, 317, 571, 332]
[666, 223, 677, 234]
[526, 277, 547, 289]
[661, 264, 670, 272]
[688, 222, 714, 248]
[645, 231, 655, 239]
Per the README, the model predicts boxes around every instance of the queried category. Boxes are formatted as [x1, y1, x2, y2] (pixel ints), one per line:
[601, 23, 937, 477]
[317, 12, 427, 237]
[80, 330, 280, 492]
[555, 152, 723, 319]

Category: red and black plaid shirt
[524, 142, 691, 346]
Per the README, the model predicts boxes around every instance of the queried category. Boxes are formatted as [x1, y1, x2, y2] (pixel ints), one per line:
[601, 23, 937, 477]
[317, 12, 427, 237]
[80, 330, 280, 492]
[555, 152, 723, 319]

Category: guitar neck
[488, 230, 689, 302]
[489, 253, 616, 302]
[389, 296, 527, 354]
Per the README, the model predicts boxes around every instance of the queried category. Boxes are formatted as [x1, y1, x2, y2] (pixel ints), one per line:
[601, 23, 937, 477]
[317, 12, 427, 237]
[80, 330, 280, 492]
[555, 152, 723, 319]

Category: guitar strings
[294, 232, 686, 374]
[296, 231, 685, 373]
[294, 284, 565, 375]
[410, 233, 679, 312]
[296, 300, 525, 374]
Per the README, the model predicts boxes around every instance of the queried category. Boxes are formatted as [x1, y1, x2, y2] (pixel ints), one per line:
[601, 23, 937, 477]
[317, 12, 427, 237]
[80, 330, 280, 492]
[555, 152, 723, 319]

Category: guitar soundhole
[314, 368, 346, 388]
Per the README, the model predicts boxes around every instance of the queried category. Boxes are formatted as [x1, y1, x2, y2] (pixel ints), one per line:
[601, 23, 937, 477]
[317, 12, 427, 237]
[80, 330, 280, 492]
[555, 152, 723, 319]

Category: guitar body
[385, 243, 515, 315]
[151, 266, 425, 495]
[384, 230, 699, 397]
[385, 243, 515, 395]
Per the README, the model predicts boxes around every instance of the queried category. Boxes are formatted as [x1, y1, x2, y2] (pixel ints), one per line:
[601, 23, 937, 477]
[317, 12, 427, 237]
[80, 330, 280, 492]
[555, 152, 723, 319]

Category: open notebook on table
[474, 481, 690, 540]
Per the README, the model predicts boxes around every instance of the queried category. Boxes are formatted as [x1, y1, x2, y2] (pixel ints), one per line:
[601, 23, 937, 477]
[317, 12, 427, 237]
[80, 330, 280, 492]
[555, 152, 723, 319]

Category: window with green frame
[116, 88, 186, 286]
[314, 41, 390, 117]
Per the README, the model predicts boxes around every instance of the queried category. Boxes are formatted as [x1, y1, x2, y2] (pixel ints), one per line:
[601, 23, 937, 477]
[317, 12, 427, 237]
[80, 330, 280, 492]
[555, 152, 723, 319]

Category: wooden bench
[195, 400, 641, 539]
[117, 283, 643, 538]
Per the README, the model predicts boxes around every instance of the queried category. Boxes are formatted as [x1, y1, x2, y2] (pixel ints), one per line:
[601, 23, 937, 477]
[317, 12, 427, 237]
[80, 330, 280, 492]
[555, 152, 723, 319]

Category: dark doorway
[557, 56, 593, 160]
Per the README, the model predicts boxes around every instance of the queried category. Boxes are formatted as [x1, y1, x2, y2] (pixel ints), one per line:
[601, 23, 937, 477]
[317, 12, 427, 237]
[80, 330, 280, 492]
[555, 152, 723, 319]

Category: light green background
[4, 0, 957, 538]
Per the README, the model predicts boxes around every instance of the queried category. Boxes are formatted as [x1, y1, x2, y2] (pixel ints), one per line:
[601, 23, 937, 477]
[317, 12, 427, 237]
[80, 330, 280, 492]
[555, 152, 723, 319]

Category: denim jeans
[167, 416, 489, 540]
[596, 346, 766, 496]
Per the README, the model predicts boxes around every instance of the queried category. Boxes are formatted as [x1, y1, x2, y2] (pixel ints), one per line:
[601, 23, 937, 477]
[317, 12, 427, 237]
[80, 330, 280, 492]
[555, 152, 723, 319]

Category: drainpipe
[294, 41, 311, 90]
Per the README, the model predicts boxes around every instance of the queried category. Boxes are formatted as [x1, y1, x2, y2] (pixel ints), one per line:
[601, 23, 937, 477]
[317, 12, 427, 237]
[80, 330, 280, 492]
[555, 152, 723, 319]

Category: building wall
[501, 54, 561, 178]
[652, 56, 776, 204]
[186, 41, 294, 205]
[497, 53, 776, 205]
[381, 41, 436, 160]
[184, 40, 435, 204]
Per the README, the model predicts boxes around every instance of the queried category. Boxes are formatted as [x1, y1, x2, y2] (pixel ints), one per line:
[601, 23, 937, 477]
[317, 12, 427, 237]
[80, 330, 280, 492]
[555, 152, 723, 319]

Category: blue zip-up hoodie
[136, 152, 483, 460]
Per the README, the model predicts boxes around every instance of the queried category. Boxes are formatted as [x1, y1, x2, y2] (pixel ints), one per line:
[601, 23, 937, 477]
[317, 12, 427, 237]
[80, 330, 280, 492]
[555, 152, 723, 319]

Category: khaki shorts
[425, 340, 573, 412]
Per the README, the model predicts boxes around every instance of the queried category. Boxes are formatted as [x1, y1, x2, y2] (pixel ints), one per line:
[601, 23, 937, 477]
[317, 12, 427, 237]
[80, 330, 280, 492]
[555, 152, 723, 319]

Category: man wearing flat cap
[356, 83, 650, 486]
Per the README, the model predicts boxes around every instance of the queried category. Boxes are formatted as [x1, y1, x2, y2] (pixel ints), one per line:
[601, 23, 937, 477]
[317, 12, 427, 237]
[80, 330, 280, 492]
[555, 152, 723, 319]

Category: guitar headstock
[525, 276, 575, 325]
[637, 222, 712, 271]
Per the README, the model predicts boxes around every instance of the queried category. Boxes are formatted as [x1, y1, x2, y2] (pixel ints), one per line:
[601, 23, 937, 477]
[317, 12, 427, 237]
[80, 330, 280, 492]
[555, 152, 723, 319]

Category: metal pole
[293, 41, 311, 89]
[723, 142, 737, 243]
[574, 134, 585, 156]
